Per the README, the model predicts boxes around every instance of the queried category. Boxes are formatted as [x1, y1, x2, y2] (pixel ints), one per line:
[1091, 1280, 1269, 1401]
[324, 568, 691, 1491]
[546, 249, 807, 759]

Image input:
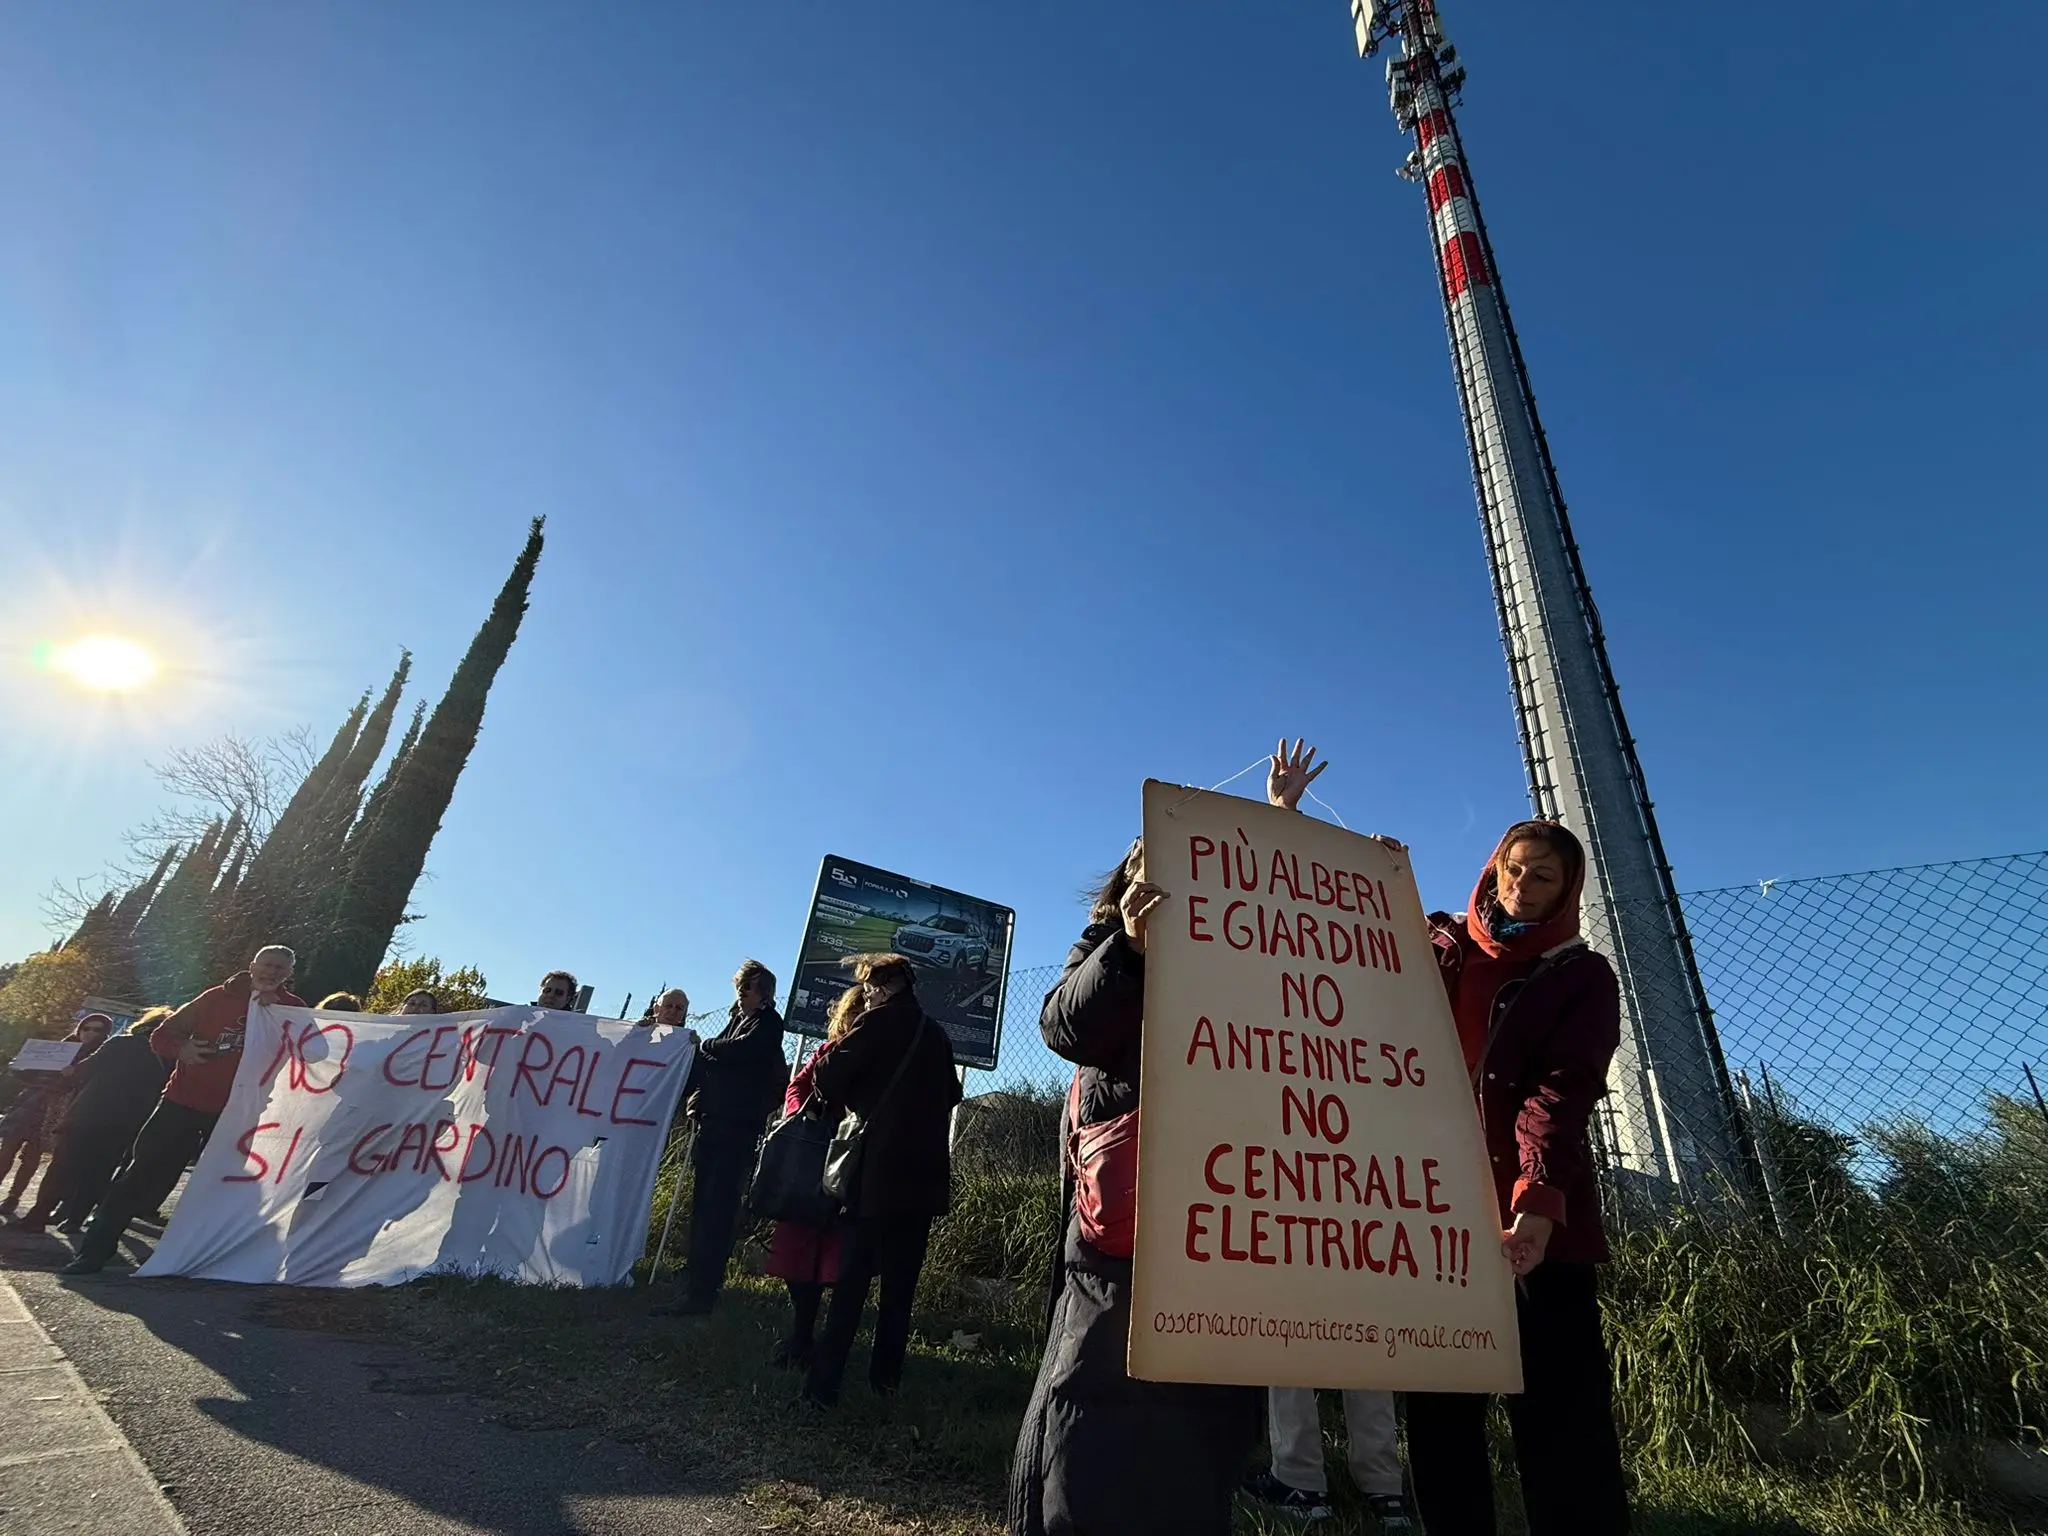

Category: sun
[43, 634, 161, 693]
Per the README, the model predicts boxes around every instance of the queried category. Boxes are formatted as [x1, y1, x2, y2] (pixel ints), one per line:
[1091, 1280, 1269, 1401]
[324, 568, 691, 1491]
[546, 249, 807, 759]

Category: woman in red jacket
[1403, 819, 1630, 1535]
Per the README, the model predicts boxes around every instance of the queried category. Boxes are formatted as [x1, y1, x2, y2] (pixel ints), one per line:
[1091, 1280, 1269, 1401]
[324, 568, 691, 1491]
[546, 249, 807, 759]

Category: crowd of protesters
[1, 738, 1628, 1533]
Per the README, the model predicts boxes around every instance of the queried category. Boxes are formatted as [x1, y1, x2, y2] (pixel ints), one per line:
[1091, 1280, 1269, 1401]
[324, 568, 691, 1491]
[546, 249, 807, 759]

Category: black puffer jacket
[812, 989, 961, 1219]
[1008, 919, 1261, 1536]
[1042, 922, 1143, 1134]
[1039, 922, 1143, 1269]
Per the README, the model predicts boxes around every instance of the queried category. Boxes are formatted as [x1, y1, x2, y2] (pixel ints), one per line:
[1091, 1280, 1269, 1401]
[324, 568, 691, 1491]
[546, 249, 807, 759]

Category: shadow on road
[1, 1215, 764, 1535]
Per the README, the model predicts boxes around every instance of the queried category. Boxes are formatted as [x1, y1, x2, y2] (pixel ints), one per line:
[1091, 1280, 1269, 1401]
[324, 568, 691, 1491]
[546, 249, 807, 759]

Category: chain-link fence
[977, 852, 2048, 1236]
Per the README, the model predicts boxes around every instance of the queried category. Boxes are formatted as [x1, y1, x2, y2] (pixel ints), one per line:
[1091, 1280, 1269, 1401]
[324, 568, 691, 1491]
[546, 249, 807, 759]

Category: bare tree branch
[120, 727, 318, 863]
[39, 874, 119, 935]
[39, 725, 321, 944]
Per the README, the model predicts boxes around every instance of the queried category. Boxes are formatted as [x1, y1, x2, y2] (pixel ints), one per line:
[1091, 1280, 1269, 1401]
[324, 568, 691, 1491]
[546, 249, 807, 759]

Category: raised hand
[1266, 738, 1328, 812]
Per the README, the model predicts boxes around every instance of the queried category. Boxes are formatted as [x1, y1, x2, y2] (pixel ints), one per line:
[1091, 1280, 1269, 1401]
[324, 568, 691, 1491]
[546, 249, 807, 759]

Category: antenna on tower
[1346, 0, 1761, 1208]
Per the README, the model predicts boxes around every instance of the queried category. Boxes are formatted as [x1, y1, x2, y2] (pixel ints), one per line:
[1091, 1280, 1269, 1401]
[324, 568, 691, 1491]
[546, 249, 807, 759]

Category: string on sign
[1164, 756, 1271, 818]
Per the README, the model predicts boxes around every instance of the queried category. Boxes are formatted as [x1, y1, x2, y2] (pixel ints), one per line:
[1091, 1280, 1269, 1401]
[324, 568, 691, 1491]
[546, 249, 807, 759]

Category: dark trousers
[25, 1120, 139, 1228]
[805, 1212, 933, 1404]
[74, 1101, 219, 1268]
[1406, 1261, 1630, 1536]
[0, 1133, 43, 1209]
[683, 1131, 754, 1305]
[787, 1281, 825, 1346]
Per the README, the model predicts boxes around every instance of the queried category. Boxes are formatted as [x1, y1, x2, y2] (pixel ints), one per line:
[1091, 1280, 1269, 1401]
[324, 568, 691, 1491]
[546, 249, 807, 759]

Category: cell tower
[1347, 0, 1753, 1200]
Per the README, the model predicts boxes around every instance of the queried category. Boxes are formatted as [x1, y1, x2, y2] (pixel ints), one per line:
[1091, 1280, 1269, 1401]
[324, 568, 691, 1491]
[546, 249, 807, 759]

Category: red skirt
[765, 1217, 846, 1285]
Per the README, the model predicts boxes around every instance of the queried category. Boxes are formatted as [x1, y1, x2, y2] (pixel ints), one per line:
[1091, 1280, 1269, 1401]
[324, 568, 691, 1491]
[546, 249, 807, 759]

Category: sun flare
[43, 634, 161, 693]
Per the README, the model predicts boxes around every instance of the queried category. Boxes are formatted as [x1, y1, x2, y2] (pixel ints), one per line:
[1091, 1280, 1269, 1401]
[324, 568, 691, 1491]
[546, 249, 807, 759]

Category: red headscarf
[1464, 820, 1588, 962]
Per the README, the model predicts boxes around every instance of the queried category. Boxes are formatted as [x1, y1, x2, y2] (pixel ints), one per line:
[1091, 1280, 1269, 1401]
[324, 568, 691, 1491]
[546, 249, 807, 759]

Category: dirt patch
[247, 1289, 396, 1335]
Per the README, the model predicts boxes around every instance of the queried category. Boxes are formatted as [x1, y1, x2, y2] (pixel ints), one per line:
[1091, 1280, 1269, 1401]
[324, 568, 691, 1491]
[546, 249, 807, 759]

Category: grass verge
[369, 1265, 2040, 1536]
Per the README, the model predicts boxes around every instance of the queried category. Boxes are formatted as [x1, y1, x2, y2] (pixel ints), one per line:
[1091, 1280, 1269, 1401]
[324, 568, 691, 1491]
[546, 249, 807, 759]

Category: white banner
[139, 1004, 694, 1288]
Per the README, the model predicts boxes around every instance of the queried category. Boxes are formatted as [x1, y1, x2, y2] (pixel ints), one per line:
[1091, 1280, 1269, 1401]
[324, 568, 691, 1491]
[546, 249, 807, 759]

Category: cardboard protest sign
[8, 1038, 83, 1073]
[139, 1005, 692, 1288]
[1129, 781, 1521, 1393]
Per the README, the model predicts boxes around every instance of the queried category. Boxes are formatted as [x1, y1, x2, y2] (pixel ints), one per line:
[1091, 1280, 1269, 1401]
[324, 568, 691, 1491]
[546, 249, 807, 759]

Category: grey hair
[252, 944, 297, 969]
[659, 987, 689, 1006]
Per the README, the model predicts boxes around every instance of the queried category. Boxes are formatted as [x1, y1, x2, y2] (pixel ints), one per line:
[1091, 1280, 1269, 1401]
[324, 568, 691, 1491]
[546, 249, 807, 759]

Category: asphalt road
[0, 1223, 756, 1536]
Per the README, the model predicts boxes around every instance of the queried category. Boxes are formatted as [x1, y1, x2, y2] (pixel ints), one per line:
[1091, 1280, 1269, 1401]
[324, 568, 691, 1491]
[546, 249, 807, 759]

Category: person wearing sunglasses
[535, 971, 582, 1011]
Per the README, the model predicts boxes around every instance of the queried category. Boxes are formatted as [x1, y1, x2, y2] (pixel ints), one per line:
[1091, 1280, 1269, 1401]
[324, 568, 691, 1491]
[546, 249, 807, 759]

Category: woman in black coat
[802, 952, 962, 1407]
[1008, 757, 1326, 1536]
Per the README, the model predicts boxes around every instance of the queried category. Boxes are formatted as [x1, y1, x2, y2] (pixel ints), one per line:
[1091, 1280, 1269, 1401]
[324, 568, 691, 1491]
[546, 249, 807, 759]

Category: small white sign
[9, 1039, 83, 1073]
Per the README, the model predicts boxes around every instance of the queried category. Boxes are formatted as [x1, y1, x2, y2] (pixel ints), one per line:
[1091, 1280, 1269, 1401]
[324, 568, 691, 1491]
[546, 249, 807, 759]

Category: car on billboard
[891, 913, 989, 975]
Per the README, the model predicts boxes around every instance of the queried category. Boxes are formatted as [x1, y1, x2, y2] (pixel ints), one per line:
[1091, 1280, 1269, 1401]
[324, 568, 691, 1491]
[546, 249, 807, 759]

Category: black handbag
[821, 1017, 927, 1208]
[747, 1098, 842, 1228]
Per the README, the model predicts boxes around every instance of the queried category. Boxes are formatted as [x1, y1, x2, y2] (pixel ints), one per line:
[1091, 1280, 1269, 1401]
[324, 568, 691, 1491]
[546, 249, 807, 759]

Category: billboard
[788, 856, 1014, 1072]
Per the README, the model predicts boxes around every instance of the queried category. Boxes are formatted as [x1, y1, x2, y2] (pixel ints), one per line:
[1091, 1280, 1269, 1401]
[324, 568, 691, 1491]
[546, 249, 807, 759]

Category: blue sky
[3, 1, 2043, 1033]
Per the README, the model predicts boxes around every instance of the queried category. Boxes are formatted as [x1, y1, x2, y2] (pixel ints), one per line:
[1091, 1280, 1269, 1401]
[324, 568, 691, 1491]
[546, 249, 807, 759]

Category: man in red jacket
[64, 945, 303, 1274]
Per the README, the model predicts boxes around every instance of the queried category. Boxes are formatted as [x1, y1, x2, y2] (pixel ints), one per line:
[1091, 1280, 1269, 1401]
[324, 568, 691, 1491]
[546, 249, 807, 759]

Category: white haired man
[641, 988, 691, 1030]
[64, 945, 303, 1275]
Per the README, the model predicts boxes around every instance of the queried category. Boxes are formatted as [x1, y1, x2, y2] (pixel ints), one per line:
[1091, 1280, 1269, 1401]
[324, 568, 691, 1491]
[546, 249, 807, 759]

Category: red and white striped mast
[1348, 0, 1754, 1200]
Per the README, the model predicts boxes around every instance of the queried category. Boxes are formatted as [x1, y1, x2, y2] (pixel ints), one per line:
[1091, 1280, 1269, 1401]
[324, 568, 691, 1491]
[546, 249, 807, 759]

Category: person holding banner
[646, 987, 690, 1030]
[1010, 769, 1329, 1535]
[64, 946, 304, 1275]
[1390, 819, 1628, 1535]
[536, 971, 582, 1010]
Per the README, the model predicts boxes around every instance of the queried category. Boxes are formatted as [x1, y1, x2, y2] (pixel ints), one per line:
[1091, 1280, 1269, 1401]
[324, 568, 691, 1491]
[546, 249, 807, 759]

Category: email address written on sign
[1149, 1308, 1502, 1358]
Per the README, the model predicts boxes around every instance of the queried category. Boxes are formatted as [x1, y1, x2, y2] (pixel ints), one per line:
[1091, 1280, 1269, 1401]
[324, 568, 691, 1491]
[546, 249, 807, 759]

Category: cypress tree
[90, 846, 180, 1004]
[348, 701, 425, 864]
[283, 652, 412, 982]
[218, 656, 412, 970]
[336, 654, 411, 800]
[269, 692, 369, 850]
[112, 845, 179, 935]
[61, 893, 118, 957]
[233, 693, 366, 921]
[307, 520, 545, 997]
[205, 817, 256, 978]
[132, 820, 236, 1002]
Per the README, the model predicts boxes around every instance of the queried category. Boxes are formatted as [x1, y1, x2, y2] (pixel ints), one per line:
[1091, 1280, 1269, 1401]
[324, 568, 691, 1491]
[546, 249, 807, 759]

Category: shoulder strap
[868, 1013, 927, 1118]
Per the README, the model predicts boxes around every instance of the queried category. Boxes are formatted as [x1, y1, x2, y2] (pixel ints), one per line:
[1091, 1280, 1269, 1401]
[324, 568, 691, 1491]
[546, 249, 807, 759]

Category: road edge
[0, 1274, 190, 1535]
